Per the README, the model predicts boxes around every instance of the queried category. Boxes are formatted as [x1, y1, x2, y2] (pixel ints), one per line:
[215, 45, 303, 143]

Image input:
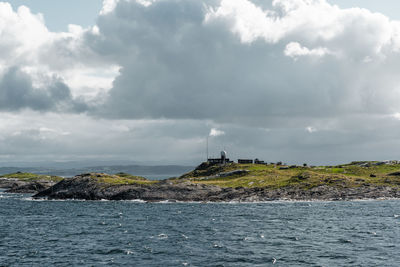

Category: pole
[206, 135, 209, 161]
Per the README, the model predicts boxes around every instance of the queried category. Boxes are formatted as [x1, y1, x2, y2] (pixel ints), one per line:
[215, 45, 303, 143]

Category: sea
[1, 190, 400, 266]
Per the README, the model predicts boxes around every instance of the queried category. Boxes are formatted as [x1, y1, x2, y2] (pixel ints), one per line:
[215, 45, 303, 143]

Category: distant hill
[0, 165, 194, 179]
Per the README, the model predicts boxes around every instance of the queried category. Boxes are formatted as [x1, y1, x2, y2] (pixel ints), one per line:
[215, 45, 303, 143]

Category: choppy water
[1, 191, 400, 266]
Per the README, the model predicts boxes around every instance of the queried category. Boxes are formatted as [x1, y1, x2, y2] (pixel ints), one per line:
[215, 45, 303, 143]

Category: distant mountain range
[0, 165, 194, 180]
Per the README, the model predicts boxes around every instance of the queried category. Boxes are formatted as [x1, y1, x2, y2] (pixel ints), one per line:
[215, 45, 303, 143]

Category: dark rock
[32, 173, 400, 202]
[298, 172, 312, 180]
[0, 178, 25, 189]
[6, 182, 48, 193]
[180, 162, 226, 178]
[1, 178, 56, 193]
[370, 174, 377, 178]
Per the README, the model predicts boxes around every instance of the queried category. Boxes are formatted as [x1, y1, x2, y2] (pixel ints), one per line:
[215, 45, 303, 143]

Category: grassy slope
[87, 173, 158, 185]
[178, 162, 400, 189]
[0, 172, 63, 182]
[0, 172, 158, 186]
[4, 162, 400, 189]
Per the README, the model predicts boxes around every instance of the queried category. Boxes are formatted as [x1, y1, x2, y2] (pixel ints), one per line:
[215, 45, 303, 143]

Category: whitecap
[125, 199, 146, 203]
[157, 233, 168, 239]
[212, 243, 223, 248]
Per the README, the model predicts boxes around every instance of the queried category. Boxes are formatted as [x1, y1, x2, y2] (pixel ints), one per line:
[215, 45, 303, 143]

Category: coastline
[2, 161, 400, 202]
[32, 176, 400, 202]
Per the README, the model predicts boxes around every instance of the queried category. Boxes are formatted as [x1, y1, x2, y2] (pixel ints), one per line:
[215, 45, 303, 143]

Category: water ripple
[1, 192, 400, 266]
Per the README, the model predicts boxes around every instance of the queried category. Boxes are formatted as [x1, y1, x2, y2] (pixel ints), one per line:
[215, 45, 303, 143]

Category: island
[26, 161, 400, 202]
[0, 172, 63, 193]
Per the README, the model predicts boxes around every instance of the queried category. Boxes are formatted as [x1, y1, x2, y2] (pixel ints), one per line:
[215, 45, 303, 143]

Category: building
[254, 159, 265, 164]
[208, 151, 232, 165]
[207, 150, 267, 165]
[238, 159, 253, 164]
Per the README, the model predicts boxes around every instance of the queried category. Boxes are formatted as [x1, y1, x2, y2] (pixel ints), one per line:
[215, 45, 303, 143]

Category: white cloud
[205, 0, 282, 43]
[100, 0, 120, 15]
[0, 2, 118, 108]
[284, 42, 331, 58]
[306, 126, 317, 133]
[206, 0, 400, 60]
[2, 0, 400, 164]
[210, 128, 225, 137]
[390, 113, 400, 120]
[136, 0, 155, 7]
[86, 0, 400, 126]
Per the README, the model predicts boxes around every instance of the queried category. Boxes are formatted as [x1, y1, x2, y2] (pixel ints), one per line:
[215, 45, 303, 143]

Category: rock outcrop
[0, 178, 26, 189]
[33, 173, 400, 202]
[5, 181, 55, 193]
[0, 175, 61, 194]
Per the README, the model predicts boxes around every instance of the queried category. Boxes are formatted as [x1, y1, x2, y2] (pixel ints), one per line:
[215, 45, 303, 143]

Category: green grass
[87, 173, 158, 185]
[6, 162, 399, 190]
[0, 172, 63, 182]
[180, 162, 400, 189]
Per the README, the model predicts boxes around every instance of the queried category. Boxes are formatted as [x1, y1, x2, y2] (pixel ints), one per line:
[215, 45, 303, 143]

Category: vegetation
[179, 162, 400, 189]
[0, 172, 63, 182]
[4, 161, 400, 190]
[0, 172, 158, 186]
[87, 173, 158, 185]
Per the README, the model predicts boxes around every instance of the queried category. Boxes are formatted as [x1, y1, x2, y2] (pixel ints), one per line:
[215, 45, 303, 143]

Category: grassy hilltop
[31, 162, 400, 201]
[0, 172, 159, 185]
[4, 161, 400, 191]
[177, 161, 400, 189]
[0, 172, 63, 182]
[81, 172, 158, 185]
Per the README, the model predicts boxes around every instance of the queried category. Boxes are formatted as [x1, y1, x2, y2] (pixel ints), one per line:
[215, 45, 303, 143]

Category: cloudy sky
[1, 0, 400, 165]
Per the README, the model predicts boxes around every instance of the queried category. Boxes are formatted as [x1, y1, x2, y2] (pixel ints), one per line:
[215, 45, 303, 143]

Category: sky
[2, 0, 400, 166]
[6, 0, 400, 31]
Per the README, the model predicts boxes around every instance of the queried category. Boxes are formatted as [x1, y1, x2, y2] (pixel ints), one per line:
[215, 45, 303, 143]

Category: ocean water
[1, 191, 400, 266]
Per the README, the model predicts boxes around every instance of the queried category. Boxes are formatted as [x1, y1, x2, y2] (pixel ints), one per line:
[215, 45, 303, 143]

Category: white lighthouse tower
[221, 150, 227, 165]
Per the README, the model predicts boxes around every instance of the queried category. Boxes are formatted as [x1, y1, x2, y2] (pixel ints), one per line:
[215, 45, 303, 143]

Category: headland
[25, 160, 400, 201]
[2, 161, 400, 201]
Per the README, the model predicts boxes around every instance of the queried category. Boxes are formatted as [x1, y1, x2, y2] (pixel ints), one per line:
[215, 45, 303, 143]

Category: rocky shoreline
[3, 160, 400, 202]
[0, 178, 57, 194]
[31, 174, 400, 202]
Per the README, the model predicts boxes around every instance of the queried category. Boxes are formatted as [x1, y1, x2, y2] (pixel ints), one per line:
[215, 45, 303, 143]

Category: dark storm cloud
[2, 0, 400, 165]
[0, 67, 87, 112]
[82, 0, 400, 129]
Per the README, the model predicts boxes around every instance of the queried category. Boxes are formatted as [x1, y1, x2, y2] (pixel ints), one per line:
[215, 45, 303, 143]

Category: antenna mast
[206, 135, 209, 161]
